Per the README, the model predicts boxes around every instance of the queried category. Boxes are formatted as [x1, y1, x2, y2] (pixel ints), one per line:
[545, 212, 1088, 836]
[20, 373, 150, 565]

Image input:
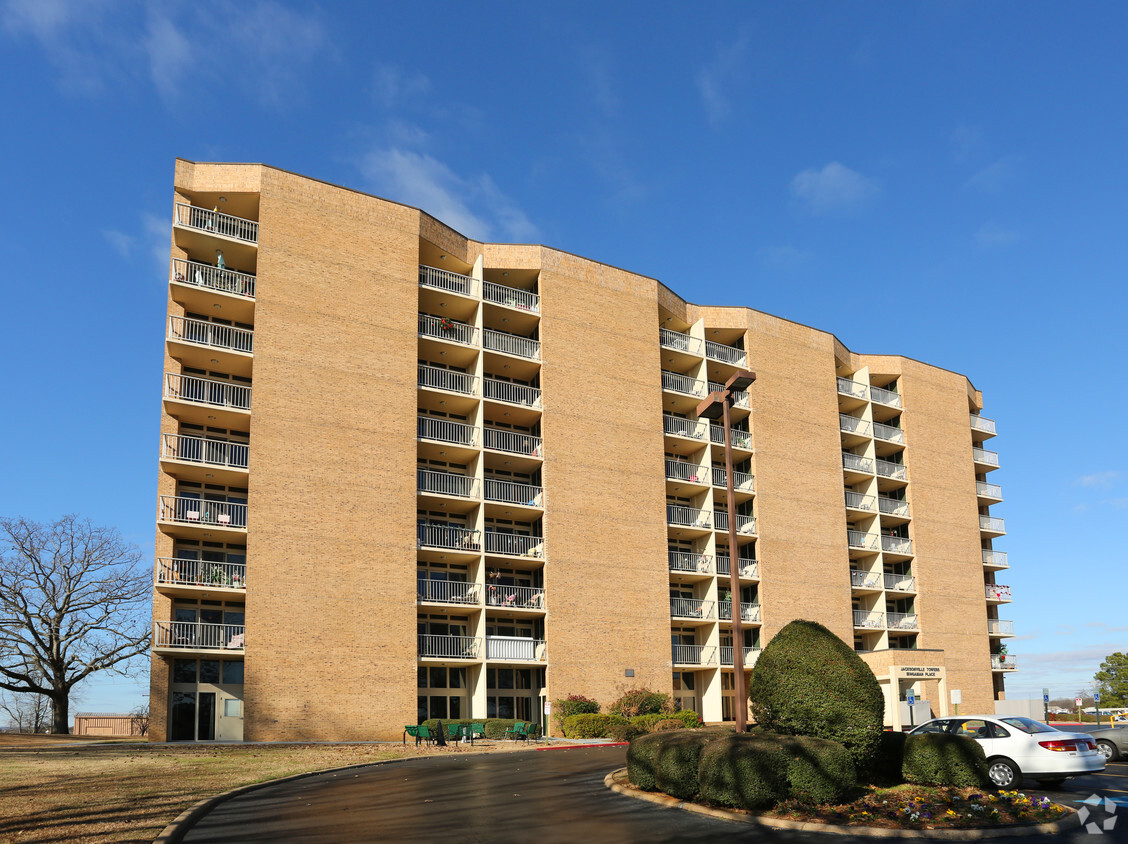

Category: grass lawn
[0, 734, 534, 843]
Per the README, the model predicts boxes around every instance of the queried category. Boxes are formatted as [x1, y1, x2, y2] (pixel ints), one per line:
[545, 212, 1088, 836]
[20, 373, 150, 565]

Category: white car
[908, 715, 1106, 788]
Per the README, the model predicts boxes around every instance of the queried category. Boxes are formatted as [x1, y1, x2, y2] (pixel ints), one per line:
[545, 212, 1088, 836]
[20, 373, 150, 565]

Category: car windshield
[999, 717, 1056, 734]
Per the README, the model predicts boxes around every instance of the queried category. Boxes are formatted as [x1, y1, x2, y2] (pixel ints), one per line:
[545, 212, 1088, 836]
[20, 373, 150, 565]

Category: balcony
[484, 478, 543, 508]
[970, 415, 997, 435]
[848, 530, 878, 551]
[705, 340, 747, 366]
[485, 636, 546, 662]
[484, 328, 540, 360]
[988, 619, 1015, 637]
[419, 265, 478, 298]
[673, 644, 717, 666]
[973, 447, 1000, 468]
[976, 481, 1003, 501]
[991, 654, 1017, 671]
[669, 551, 713, 574]
[877, 497, 909, 518]
[659, 328, 703, 356]
[154, 621, 245, 653]
[842, 452, 874, 475]
[851, 570, 882, 590]
[837, 377, 869, 401]
[483, 281, 539, 313]
[663, 370, 707, 397]
[418, 580, 481, 606]
[711, 467, 755, 493]
[664, 414, 708, 441]
[158, 496, 246, 532]
[670, 598, 715, 620]
[168, 316, 254, 356]
[667, 505, 711, 529]
[418, 634, 480, 660]
[156, 558, 245, 592]
[484, 531, 543, 558]
[483, 377, 541, 408]
[845, 491, 876, 513]
[418, 469, 480, 499]
[483, 427, 542, 457]
[982, 549, 1009, 569]
[418, 525, 481, 553]
[718, 601, 760, 623]
[709, 424, 752, 450]
[875, 459, 908, 482]
[714, 511, 756, 535]
[419, 313, 478, 346]
[666, 460, 708, 485]
[485, 585, 545, 610]
[872, 422, 905, 445]
[881, 535, 913, 556]
[986, 584, 1012, 602]
[870, 385, 902, 408]
[164, 374, 251, 424]
[161, 434, 248, 473]
[839, 414, 871, 437]
[708, 381, 749, 408]
[720, 646, 761, 667]
[418, 364, 478, 396]
[172, 258, 256, 299]
[715, 555, 758, 579]
[887, 612, 918, 631]
[175, 203, 258, 243]
[853, 610, 885, 629]
[885, 573, 916, 592]
[980, 515, 1006, 535]
[418, 417, 479, 448]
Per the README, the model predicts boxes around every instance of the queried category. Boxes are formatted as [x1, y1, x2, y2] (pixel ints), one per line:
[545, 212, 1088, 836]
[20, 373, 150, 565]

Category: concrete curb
[603, 768, 1080, 839]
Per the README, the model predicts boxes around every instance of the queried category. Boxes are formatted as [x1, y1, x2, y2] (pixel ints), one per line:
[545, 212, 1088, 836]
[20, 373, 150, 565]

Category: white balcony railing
[418, 469, 479, 498]
[419, 313, 478, 346]
[161, 434, 248, 470]
[977, 481, 1003, 499]
[885, 573, 916, 592]
[483, 281, 539, 312]
[986, 584, 1013, 602]
[483, 328, 540, 359]
[708, 381, 749, 408]
[718, 601, 760, 623]
[714, 511, 756, 534]
[705, 340, 747, 366]
[484, 531, 543, 558]
[659, 328, 703, 356]
[483, 377, 541, 408]
[875, 459, 908, 481]
[839, 414, 871, 436]
[165, 373, 251, 411]
[842, 452, 874, 474]
[172, 258, 256, 298]
[869, 385, 902, 408]
[484, 478, 543, 507]
[881, 535, 913, 555]
[418, 416, 479, 448]
[877, 497, 910, 517]
[156, 558, 245, 589]
[850, 570, 881, 589]
[662, 371, 707, 397]
[720, 646, 761, 667]
[872, 422, 905, 444]
[669, 551, 713, 574]
[853, 610, 885, 629]
[667, 505, 711, 529]
[848, 530, 878, 550]
[485, 636, 546, 661]
[988, 619, 1015, 636]
[973, 447, 1000, 467]
[159, 495, 246, 529]
[991, 654, 1017, 670]
[664, 414, 708, 441]
[670, 598, 715, 619]
[483, 427, 542, 456]
[970, 415, 997, 434]
[417, 580, 480, 605]
[419, 265, 478, 298]
[418, 634, 480, 659]
[982, 549, 1009, 568]
[673, 644, 717, 665]
[712, 467, 754, 492]
[709, 425, 753, 450]
[837, 377, 869, 401]
[980, 515, 1006, 533]
[154, 621, 245, 650]
[418, 525, 481, 552]
[168, 316, 254, 354]
[666, 460, 708, 484]
[887, 612, 918, 631]
[175, 203, 258, 243]
[845, 491, 876, 512]
[715, 555, 758, 578]
[485, 585, 545, 610]
[418, 364, 478, 396]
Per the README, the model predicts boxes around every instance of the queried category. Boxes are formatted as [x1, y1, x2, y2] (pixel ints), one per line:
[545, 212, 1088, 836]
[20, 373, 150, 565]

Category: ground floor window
[418, 695, 465, 722]
[169, 657, 243, 741]
[673, 671, 697, 713]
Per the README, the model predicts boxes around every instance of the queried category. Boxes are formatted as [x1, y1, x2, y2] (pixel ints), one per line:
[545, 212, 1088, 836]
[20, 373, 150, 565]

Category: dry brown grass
[0, 734, 537, 843]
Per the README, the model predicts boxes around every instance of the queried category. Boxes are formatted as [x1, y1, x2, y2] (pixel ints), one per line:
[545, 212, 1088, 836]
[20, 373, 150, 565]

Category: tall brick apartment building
[149, 160, 1013, 742]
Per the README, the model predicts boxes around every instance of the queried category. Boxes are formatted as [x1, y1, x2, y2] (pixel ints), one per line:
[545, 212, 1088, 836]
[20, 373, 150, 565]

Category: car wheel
[988, 757, 1021, 788]
[1097, 740, 1119, 762]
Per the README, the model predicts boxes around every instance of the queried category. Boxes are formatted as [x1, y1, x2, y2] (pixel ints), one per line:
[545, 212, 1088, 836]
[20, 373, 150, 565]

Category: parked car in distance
[907, 715, 1105, 788]
[1088, 726, 1128, 762]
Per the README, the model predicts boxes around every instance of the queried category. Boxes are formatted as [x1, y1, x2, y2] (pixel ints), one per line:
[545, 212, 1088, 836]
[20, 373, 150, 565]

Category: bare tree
[0, 515, 151, 734]
[130, 702, 150, 737]
[0, 689, 50, 733]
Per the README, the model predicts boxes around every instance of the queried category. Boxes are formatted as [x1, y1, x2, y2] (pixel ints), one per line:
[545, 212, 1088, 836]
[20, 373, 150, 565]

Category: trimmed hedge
[563, 713, 612, 738]
[749, 619, 885, 769]
[697, 733, 789, 809]
[625, 731, 667, 791]
[865, 730, 908, 786]
[653, 729, 717, 799]
[631, 710, 702, 732]
[781, 735, 857, 805]
[420, 718, 540, 740]
[552, 694, 600, 731]
[607, 724, 643, 742]
[902, 733, 990, 788]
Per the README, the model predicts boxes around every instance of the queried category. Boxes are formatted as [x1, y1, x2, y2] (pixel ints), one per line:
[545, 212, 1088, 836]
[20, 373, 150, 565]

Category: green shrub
[653, 729, 716, 799]
[902, 733, 990, 787]
[670, 709, 703, 729]
[865, 730, 908, 785]
[653, 719, 684, 732]
[607, 723, 643, 742]
[626, 732, 667, 791]
[608, 714, 628, 726]
[563, 713, 611, 738]
[610, 687, 672, 718]
[697, 733, 789, 809]
[552, 694, 600, 731]
[781, 735, 857, 805]
[630, 713, 670, 732]
[748, 619, 884, 769]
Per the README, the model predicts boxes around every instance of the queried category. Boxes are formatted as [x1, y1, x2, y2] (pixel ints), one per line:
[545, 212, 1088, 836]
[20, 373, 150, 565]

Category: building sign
[896, 666, 943, 679]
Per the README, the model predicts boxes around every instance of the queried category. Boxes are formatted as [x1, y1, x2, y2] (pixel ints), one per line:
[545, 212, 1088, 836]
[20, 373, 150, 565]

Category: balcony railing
[165, 373, 251, 411]
[853, 610, 885, 629]
[887, 612, 918, 631]
[875, 459, 908, 481]
[483, 427, 542, 456]
[986, 584, 1012, 602]
[715, 555, 757, 578]
[484, 478, 543, 507]
[712, 467, 754, 492]
[175, 203, 258, 243]
[419, 313, 478, 346]
[161, 434, 248, 470]
[168, 316, 254, 354]
[673, 644, 716, 665]
[483, 281, 539, 312]
[870, 385, 902, 408]
[666, 460, 707, 484]
[484, 531, 543, 558]
[845, 491, 876, 512]
[839, 414, 871, 436]
[157, 558, 245, 589]
[485, 636, 546, 661]
[848, 530, 878, 550]
[418, 364, 478, 396]
[418, 416, 478, 448]
[709, 425, 752, 450]
[714, 511, 756, 534]
[988, 619, 1015, 636]
[418, 469, 479, 499]
[977, 481, 1003, 499]
[982, 549, 1009, 568]
[837, 377, 868, 400]
[483, 377, 541, 408]
[663, 371, 707, 397]
[664, 414, 708, 440]
[667, 505, 711, 529]
[970, 415, 997, 434]
[172, 258, 255, 298]
[418, 525, 481, 552]
[881, 535, 913, 555]
[885, 573, 916, 592]
[419, 265, 478, 297]
[155, 621, 245, 650]
[720, 646, 761, 667]
[418, 580, 480, 605]
[718, 601, 760, 623]
[159, 496, 246, 529]
[418, 634, 480, 659]
[670, 598, 715, 619]
[705, 340, 747, 366]
[842, 453, 874, 474]
[973, 447, 1000, 467]
[991, 654, 1017, 670]
[872, 422, 905, 444]
[484, 328, 540, 359]
[980, 515, 1006, 533]
[485, 585, 545, 610]
[877, 497, 910, 518]
[850, 570, 881, 589]
[659, 328, 703, 356]
[669, 551, 713, 574]
[708, 381, 749, 408]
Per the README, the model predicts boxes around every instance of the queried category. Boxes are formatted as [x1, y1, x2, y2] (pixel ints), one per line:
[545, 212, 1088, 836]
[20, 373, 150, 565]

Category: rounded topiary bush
[626, 731, 667, 791]
[563, 713, 611, 738]
[865, 730, 908, 785]
[653, 729, 716, 800]
[902, 733, 990, 787]
[781, 735, 857, 805]
[697, 732, 789, 809]
[749, 619, 884, 769]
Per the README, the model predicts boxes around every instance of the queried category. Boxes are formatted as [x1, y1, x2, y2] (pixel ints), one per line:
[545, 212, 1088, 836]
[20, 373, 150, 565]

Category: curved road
[183, 747, 1128, 843]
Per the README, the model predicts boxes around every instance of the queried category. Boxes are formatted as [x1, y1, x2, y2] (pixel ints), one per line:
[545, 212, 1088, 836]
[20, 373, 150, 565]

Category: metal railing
[715, 555, 758, 578]
[418, 416, 478, 447]
[714, 511, 756, 534]
[837, 377, 869, 400]
[710, 425, 752, 449]
[659, 328, 703, 356]
[418, 525, 481, 552]
[708, 381, 749, 407]
[159, 496, 246, 528]
[485, 636, 546, 661]
[419, 265, 478, 297]
[666, 505, 711, 528]
[483, 427, 542, 456]
[484, 478, 543, 507]
[853, 610, 885, 629]
[887, 612, 918, 630]
[872, 422, 905, 444]
[705, 340, 747, 366]
[850, 569, 881, 589]
[418, 634, 480, 659]
[417, 580, 480, 605]
[980, 515, 1006, 533]
[885, 573, 916, 592]
[483, 281, 539, 312]
[168, 316, 254, 354]
[154, 621, 245, 650]
[666, 460, 707, 483]
[875, 459, 908, 481]
[165, 373, 251, 411]
[869, 385, 902, 408]
[670, 598, 715, 619]
[483, 378, 541, 407]
[986, 584, 1012, 601]
[484, 531, 543, 557]
[418, 469, 479, 498]
[842, 452, 874, 474]
[669, 551, 713, 574]
[845, 491, 876, 512]
[662, 371, 707, 397]
[712, 467, 754, 492]
[970, 415, 997, 434]
[718, 601, 760, 622]
[973, 447, 1000, 466]
[839, 414, 870, 436]
[483, 328, 540, 359]
[877, 497, 909, 517]
[720, 646, 761, 667]
[664, 415, 708, 440]
[673, 644, 716, 665]
[419, 313, 478, 345]
[991, 654, 1017, 670]
[157, 558, 245, 589]
[977, 481, 1003, 499]
[172, 258, 255, 297]
[485, 585, 545, 609]
[175, 203, 258, 243]
[982, 549, 1009, 568]
[418, 364, 478, 395]
[848, 530, 878, 550]
[881, 535, 913, 555]
[988, 619, 1015, 636]
[161, 433, 248, 469]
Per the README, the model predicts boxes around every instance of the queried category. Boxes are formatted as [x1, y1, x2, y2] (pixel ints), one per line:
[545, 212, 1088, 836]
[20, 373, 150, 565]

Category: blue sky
[0, 1, 1125, 716]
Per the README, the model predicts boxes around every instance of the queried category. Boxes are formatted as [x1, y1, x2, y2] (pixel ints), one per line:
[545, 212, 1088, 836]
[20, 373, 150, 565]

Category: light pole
[697, 369, 756, 733]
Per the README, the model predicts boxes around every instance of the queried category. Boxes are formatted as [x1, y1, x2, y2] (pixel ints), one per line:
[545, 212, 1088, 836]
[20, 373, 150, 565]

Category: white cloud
[101, 229, 135, 258]
[790, 162, 878, 215]
[372, 64, 431, 108]
[1077, 470, 1120, 488]
[143, 9, 191, 101]
[143, 212, 171, 269]
[963, 155, 1020, 193]
[696, 29, 752, 126]
[975, 222, 1019, 248]
[578, 43, 619, 118]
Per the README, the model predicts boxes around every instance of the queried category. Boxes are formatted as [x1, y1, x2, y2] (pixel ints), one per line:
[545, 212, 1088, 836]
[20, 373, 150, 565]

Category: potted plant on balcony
[998, 644, 1008, 662]
[439, 317, 454, 332]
